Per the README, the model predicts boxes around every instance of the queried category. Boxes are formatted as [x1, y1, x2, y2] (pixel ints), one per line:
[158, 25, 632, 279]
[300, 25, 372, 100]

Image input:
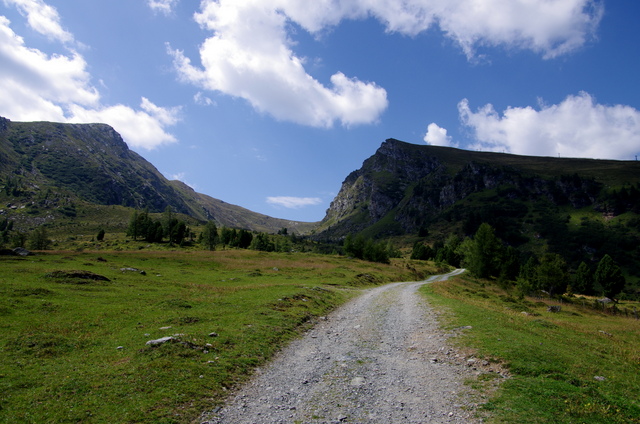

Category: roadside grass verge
[0, 250, 435, 423]
[421, 273, 640, 423]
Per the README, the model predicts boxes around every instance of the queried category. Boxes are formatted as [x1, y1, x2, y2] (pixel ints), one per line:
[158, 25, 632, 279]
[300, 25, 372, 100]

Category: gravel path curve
[201, 269, 483, 424]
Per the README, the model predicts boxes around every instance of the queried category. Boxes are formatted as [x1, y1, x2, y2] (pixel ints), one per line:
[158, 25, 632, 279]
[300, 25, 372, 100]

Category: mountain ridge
[3, 117, 640, 279]
[0, 116, 316, 234]
[317, 138, 640, 239]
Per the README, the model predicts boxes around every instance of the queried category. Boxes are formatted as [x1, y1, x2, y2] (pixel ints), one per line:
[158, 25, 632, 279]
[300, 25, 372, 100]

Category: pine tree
[469, 223, 502, 278]
[28, 226, 52, 250]
[127, 210, 139, 240]
[202, 221, 219, 251]
[573, 261, 593, 295]
[594, 254, 626, 302]
[536, 253, 569, 296]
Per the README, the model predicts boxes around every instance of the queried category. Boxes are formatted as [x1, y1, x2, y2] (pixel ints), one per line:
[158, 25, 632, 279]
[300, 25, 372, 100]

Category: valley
[1, 117, 640, 423]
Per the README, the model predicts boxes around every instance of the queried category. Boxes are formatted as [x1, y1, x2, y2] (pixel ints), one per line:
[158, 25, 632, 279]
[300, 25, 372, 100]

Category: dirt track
[201, 269, 484, 424]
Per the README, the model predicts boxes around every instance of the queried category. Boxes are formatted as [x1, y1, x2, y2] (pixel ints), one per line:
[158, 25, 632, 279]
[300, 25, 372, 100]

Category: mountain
[0, 117, 315, 234]
[318, 138, 640, 237]
[3, 116, 640, 280]
[316, 138, 640, 276]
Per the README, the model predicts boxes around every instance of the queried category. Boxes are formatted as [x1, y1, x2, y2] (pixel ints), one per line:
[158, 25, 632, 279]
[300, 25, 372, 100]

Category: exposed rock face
[317, 138, 627, 240]
[322, 139, 442, 229]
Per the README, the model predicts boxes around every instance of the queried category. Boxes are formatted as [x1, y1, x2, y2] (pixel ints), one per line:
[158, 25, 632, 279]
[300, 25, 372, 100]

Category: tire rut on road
[201, 269, 481, 424]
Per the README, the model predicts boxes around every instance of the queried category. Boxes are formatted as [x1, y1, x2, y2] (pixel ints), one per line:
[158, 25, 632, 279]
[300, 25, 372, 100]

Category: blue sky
[1, 0, 640, 223]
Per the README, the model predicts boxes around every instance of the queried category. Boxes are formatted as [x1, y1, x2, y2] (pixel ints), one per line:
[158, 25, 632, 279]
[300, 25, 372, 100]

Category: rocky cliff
[317, 138, 640, 242]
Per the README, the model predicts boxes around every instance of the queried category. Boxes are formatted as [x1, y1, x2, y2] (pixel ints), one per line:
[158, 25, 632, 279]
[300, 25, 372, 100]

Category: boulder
[146, 336, 174, 346]
[13, 247, 32, 256]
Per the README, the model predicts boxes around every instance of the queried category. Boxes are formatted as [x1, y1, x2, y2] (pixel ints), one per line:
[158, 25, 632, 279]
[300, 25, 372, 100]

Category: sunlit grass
[0, 249, 436, 423]
[422, 273, 640, 423]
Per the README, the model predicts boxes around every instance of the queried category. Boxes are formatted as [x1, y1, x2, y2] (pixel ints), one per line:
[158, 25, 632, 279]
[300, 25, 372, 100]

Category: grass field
[422, 273, 640, 423]
[0, 249, 437, 423]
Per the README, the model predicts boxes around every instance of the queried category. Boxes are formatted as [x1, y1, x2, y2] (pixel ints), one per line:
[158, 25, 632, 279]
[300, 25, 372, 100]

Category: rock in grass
[120, 267, 146, 275]
[13, 247, 32, 256]
[146, 336, 174, 346]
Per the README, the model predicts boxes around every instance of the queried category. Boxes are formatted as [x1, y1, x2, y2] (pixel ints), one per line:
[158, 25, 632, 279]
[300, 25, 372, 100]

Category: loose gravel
[201, 269, 488, 424]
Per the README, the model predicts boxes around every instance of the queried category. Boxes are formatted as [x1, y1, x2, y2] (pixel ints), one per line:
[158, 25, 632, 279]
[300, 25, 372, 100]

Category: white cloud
[267, 196, 323, 209]
[424, 123, 456, 147]
[0, 15, 97, 120]
[172, 0, 602, 127]
[68, 98, 180, 149]
[170, 0, 388, 128]
[429, 0, 603, 59]
[458, 92, 640, 160]
[194, 91, 215, 106]
[3, 0, 74, 43]
[0, 8, 179, 150]
[147, 0, 179, 16]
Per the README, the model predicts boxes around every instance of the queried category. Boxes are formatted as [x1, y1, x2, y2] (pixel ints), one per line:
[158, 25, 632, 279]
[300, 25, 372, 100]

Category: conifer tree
[594, 254, 626, 302]
[127, 210, 139, 240]
[573, 261, 593, 295]
[28, 226, 51, 250]
[202, 221, 219, 251]
[469, 223, 502, 278]
[536, 253, 569, 296]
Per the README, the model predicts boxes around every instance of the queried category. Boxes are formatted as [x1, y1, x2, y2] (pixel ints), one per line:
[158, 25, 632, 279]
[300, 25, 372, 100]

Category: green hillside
[316, 139, 640, 296]
[0, 117, 315, 238]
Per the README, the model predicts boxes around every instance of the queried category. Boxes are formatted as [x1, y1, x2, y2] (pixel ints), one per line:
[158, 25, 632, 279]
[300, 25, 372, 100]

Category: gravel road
[201, 269, 485, 424]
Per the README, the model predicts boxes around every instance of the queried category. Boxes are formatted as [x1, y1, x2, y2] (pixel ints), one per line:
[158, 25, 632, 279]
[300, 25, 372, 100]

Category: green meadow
[423, 273, 640, 424]
[0, 249, 436, 423]
[3, 248, 639, 423]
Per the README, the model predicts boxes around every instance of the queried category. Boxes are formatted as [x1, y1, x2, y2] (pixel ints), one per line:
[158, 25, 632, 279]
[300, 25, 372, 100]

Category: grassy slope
[422, 273, 640, 423]
[1, 119, 316, 235]
[170, 180, 318, 235]
[0, 250, 437, 423]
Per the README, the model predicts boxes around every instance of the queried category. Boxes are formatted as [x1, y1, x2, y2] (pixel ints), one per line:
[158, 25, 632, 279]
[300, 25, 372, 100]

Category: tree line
[342, 233, 401, 264]
[411, 222, 628, 302]
[126, 208, 311, 253]
[127, 207, 192, 246]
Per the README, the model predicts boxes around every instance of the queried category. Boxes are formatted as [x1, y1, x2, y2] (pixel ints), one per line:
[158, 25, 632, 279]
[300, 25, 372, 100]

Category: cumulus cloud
[0, 15, 97, 120]
[147, 0, 179, 16]
[429, 0, 603, 59]
[170, 0, 390, 127]
[68, 98, 180, 149]
[0, 7, 179, 150]
[171, 0, 602, 127]
[458, 92, 640, 160]
[3, 0, 74, 43]
[424, 123, 456, 147]
[169, 0, 388, 127]
[267, 196, 323, 209]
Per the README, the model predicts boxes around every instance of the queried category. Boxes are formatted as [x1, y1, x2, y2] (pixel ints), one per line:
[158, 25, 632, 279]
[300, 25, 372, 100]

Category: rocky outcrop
[317, 138, 634, 241]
